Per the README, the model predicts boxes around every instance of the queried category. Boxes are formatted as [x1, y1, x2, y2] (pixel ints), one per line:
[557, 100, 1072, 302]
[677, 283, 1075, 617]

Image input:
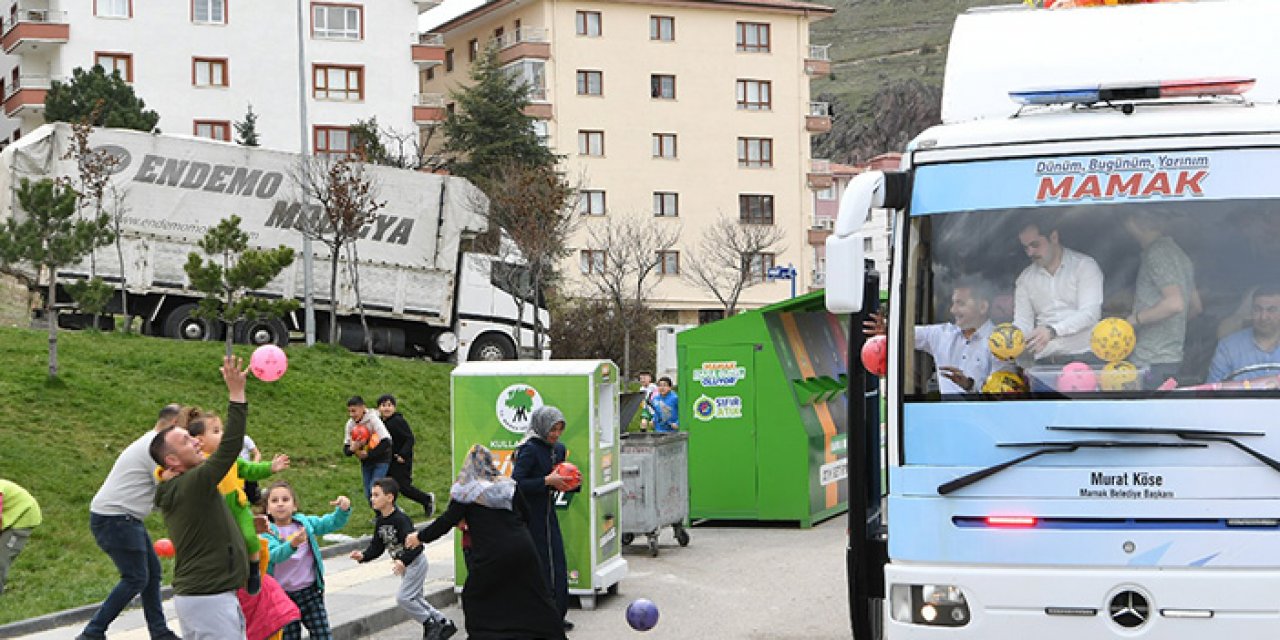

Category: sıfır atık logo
[496, 384, 544, 434]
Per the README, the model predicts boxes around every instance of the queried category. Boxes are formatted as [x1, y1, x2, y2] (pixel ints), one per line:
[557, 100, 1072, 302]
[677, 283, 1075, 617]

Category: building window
[736, 79, 771, 110]
[530, 119, 550, 145]
[652, 133, 677, 159]
[817, 185, 836, 200]
[425, 67, 435, 81]
[650, 16, 674, 41]
[737, 137, 773, 168]
[580, 249, 607, 274]
[653, 192, 678, 217]
[579, 190, 606, 215]
[651, 74, 675, 100]
[576, 70, 602, 96]
[736, 22, 770, 52]
[95, 0, 131, 18]
[739, 194, 774, 224]
[576, 11, 601, 36]
[314, 125, 353, 158]
[468, 38, 479, 61]
[445, 49, 454, 72]
[578, 130, 604, 156]
[863, 237, 874, 252]
[746, 252, 776, 282]
[505, 60, 546, 100]
[95, 52, 133, 82]
[193, 0, 226, 24]
[194, 120, 231, 141]
[493, 26, 504, 40]
[313, 64, 363, 101]
[658, 250, 679, 275]
[192, 58, 228, 87]
[313, 3, 361, 40]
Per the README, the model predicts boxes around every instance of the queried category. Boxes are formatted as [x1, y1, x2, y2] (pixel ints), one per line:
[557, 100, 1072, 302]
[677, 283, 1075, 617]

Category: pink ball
[1062, 361, 1092, 374]
[1057, 362, 1096, 392]
[250, 344, 288, 382]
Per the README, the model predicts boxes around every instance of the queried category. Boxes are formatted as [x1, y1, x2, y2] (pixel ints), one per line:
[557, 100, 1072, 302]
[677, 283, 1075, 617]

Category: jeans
[82, 513, 175, 639]
[361, 461, 390, 503]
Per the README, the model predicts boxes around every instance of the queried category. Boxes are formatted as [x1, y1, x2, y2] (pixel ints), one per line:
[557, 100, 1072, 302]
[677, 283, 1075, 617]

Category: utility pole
[296, 0, 316, 346]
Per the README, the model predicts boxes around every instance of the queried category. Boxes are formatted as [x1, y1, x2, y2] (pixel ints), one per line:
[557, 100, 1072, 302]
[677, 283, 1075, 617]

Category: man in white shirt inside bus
[1013, 219, 1105, 364]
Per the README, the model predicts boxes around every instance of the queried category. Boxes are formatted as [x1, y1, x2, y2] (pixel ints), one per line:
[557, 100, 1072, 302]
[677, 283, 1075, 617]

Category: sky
[420, 0, 486, 32]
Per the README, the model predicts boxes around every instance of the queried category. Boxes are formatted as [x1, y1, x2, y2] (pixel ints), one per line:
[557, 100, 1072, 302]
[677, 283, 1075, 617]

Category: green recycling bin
[451, 360, 628, 609]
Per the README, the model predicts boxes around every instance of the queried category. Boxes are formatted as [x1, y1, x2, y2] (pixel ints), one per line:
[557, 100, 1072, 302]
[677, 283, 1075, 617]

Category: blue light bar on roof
[1008, 85, 1101, 106]
[1010, 77, 1256, 106]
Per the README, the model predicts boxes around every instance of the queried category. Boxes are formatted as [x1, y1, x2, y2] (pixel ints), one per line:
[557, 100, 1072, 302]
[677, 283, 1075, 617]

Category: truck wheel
[468, 334, 516, 361]
[237, 318, 289, 348]
[163, 303, 222, 341]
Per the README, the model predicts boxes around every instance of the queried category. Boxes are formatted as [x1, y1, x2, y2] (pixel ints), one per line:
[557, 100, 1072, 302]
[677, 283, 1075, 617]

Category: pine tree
[45, 66, 160, 131]
[442, 45, 556, 181]
[235, 104, 261, 147]
[184, 215, 298, 355]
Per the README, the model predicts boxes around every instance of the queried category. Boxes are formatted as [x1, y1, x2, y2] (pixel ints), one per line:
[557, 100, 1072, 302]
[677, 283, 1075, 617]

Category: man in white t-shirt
[1013, 219, 1104, 363]
[78, 405, 184, 640]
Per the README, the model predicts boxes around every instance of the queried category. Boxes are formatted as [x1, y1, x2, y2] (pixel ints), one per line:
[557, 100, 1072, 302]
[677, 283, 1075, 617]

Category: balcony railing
[810, 158, 831, 174]
[3, 9, 67, 34]
[417, 32, 445, 46]
[4, 73, 54, 100]
[808, 44, 830, 61]
[494, 27, 548, 49]
[811, 216, 835, 231]
[812, 270, 826, 286]
[415, 93, 445, 108]
[809, 101, 831, 117]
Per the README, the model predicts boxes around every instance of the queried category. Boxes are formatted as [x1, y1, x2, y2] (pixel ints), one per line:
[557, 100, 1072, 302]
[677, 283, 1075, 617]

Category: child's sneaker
[424, 492, 436, 519]
[432, 618, 458, 640]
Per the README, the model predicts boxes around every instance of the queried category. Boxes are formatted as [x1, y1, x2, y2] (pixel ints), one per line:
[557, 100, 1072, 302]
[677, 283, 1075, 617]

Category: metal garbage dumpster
[620, 431, 690, 556]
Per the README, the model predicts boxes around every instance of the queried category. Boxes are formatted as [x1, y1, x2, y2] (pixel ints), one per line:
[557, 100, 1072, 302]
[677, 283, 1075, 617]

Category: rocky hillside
[810, 0, 1020, 163]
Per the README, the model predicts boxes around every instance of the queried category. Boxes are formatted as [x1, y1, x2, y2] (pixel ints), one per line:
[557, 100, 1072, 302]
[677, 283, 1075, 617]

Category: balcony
[494, 27, 550, 65]
[807, 158, 833, 190]
[413, 93, 446, 123]
[808, 215, 834, 244]
[2, 10, 68, 56]
[3, 74, 52, 117]
[412, 32, 446, 67]
[804, 44, 831, 77]
[414, 0, 441, 13]
[811, 269, 826, 288]
[806, 101, 832, 133]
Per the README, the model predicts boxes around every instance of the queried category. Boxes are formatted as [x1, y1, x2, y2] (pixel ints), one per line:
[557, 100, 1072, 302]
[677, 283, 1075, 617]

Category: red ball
[860, 335, 888, 377]
[554, 461, 582, 491]
[154, 538, 175, 558]
[350, 425, 370, 444]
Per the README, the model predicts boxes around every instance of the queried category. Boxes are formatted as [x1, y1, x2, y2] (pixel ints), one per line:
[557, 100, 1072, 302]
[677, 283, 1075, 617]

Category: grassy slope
[0, 327, 453, 625]
[811, 0, 1013, 115]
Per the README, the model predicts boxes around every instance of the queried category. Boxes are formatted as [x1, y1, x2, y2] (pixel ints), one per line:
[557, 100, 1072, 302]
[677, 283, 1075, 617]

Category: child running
[178, 407, 290, 595]
[263, 481, 352, 640]
[350, 478, 457, 640]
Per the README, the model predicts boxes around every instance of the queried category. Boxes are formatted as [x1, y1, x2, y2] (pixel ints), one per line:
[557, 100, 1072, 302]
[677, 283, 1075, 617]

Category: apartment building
[808, 152, 901, 290]
[0, 0, 435, 154]
[420, 0, 834, 324]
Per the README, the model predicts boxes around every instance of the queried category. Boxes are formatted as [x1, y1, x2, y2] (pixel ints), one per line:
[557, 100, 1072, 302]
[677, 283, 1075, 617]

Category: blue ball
[626, 598, 660, 631]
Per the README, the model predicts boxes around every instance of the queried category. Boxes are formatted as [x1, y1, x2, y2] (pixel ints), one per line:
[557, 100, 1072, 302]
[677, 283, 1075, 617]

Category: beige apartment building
[420, 0, 834, 324]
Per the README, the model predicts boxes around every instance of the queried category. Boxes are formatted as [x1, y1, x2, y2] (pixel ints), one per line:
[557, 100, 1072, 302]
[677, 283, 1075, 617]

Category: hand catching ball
[553, 461, 582, 491]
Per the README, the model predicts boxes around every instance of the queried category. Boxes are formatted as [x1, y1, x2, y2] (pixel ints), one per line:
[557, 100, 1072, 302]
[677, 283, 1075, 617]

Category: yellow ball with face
[981, 370, 1027, 394]
[1091, 318, 1136, 362]
[988, 323, 1025, 361]
[1100, 360, 1140, 391]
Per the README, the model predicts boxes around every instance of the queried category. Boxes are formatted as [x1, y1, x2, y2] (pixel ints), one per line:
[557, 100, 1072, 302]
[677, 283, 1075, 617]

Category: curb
[331, 584, 458, 640]
[0, 533, 406, 639]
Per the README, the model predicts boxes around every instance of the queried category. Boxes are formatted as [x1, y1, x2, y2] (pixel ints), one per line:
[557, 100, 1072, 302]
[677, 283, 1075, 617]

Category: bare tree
[293, 156, 386, 349]
[580, 211, 680, 379]
[476, 161, 578, 354]
[351, 117, 445, 171]
[684, 214, 787, 316]
[64, 109, 127, 330]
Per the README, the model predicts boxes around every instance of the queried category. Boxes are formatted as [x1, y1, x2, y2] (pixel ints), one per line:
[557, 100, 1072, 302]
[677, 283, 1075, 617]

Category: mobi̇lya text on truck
[824, 1, 1280, 639]
[0, 123, 548, 361]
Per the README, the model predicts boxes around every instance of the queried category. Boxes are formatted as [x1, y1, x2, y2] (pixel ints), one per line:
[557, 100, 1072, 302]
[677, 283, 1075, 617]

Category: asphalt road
[372, 517, 851, 639]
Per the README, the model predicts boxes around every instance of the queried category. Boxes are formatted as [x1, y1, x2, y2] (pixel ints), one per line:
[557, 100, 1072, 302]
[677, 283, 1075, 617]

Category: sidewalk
[1, 532, 458, 640]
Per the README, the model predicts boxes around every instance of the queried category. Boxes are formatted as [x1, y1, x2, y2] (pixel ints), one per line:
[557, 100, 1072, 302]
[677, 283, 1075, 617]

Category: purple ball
[626, 598, 660, 631]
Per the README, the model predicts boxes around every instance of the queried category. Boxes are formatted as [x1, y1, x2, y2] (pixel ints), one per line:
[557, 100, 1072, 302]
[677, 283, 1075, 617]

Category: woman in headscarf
[405, 445, 564, 640]
[512, 406, 575, 630]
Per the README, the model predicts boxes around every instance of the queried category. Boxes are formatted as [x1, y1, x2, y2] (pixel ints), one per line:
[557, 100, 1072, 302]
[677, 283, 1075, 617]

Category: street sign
[766, 266, 797, 280]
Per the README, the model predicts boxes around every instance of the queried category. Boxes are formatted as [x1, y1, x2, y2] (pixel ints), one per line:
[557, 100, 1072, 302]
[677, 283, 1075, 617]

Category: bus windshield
[904, 183, 1280, 402]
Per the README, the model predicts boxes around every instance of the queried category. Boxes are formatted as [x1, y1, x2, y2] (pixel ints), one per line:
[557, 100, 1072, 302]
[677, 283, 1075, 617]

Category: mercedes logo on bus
[1108, 590, 1150, 629]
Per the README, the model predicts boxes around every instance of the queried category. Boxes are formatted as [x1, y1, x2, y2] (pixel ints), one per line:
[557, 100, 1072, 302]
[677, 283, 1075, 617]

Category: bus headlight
[436, 331, 458, 354]
[890, 584, 970, 627]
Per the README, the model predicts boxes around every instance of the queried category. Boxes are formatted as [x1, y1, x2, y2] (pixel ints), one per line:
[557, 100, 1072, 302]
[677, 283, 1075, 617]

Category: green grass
[0, 327, 453, 625]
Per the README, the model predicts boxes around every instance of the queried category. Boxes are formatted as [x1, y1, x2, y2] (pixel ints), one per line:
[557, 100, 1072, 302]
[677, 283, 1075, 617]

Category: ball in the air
[250, 344, 288, 382]
[626, 598, 660, 631]
[981, 370, 1027, 394]
[154, 538, 175, 558]
[1090, 318, 1135, 362]
[987, 323, 1025, 361]
[861, 335, 888, 377]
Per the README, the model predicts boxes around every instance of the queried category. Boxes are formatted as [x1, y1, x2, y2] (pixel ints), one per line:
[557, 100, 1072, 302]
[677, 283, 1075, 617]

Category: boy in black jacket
[377, 394, 435, 518]
[350, 478, 456, 640]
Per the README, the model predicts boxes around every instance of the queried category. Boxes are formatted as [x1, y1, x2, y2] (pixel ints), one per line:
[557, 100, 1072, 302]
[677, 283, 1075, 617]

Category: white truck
[826, 1, 1280, 638]
[0, 123, 548, 361]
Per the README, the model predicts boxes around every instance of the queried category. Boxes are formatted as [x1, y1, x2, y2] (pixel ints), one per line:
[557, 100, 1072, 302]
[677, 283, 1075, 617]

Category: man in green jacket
[0, 478, 41, 595]
[149, 356, 251, 638]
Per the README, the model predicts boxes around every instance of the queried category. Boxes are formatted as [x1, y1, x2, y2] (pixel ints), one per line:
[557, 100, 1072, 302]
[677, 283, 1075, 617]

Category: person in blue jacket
[512, 406, 576, 630]
[263, 481, 352, 640]
[649, 377, 680, 432]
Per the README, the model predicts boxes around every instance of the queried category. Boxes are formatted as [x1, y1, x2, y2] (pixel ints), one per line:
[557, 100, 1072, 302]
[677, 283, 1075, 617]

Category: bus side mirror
[826, 171, 906, 314]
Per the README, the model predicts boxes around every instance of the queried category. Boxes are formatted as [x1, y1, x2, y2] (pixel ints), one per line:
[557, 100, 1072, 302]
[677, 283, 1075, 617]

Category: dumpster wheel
[622, 533, 635, 546]
[674, 524, 690, 547]
[647, 535, 660, 557]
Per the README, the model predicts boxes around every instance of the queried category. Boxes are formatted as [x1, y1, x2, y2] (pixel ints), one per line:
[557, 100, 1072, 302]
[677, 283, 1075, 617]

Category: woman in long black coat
[407, 445, 564, 640]
[512, 406, 574, 628]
